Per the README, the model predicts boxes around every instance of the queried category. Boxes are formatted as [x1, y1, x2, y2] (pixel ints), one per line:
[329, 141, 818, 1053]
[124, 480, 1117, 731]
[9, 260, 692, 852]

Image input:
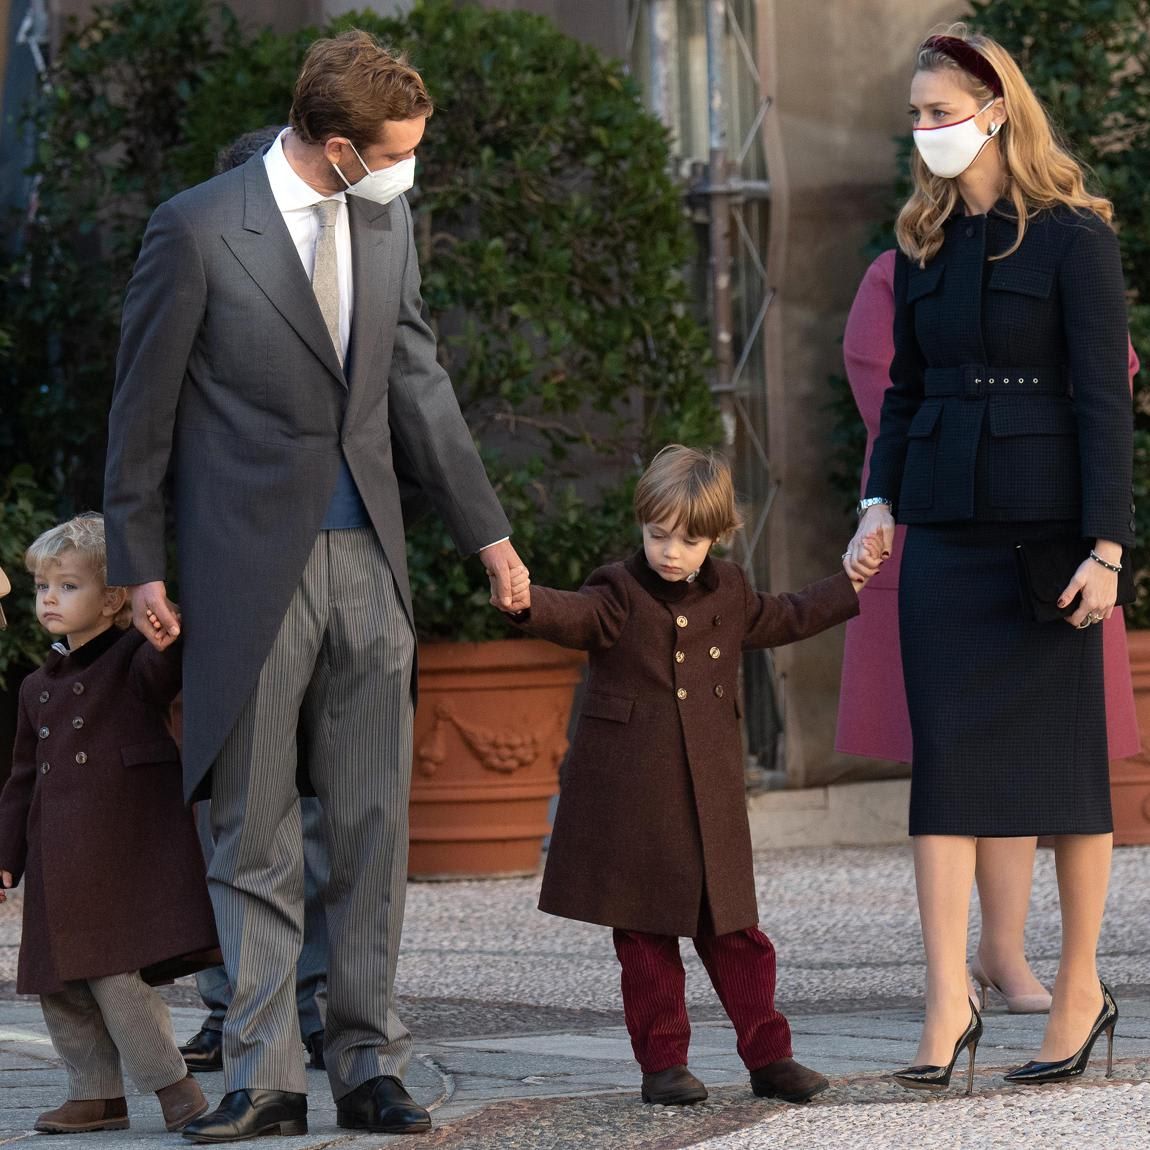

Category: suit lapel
[221, 153, 346, 389]
[344, 195, 394, 424]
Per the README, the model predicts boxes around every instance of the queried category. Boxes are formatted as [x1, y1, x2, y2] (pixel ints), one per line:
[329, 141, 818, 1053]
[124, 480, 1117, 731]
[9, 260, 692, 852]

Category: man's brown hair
[289, 29, 433, 151]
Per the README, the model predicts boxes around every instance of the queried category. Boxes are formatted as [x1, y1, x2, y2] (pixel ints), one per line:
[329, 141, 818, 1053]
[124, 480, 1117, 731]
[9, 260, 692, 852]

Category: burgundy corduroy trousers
[612, 925, 792, 1073]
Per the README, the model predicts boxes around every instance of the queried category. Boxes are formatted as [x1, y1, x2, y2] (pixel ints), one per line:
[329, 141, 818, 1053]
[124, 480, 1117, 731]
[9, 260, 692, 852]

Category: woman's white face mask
[913, 100, 1001, 179]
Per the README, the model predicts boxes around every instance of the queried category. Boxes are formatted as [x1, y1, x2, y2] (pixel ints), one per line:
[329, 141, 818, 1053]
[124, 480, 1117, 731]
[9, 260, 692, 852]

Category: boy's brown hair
[289, 29, 434, 152]
[634, 445, 743, 541]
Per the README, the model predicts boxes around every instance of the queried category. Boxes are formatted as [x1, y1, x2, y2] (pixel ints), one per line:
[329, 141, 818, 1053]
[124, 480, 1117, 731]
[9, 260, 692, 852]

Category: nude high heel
[970, 957, 1052, 1014]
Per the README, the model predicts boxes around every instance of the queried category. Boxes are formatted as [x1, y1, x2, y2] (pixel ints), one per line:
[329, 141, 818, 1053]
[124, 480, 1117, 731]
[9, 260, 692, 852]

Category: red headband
[921, 35, 1004, 99]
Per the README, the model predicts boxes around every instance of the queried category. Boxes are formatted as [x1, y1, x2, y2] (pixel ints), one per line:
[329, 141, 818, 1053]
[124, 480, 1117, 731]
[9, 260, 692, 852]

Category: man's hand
[479, 540, 530, 611]
[130, 581, 181, 650]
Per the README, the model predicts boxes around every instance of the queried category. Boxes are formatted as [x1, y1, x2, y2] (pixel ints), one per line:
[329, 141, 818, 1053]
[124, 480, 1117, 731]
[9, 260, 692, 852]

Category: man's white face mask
[332, 141, 416, 206]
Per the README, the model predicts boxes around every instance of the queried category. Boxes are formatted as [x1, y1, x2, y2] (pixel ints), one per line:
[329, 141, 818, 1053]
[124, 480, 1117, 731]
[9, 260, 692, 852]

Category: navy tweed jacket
[866, 201, 1135, 547]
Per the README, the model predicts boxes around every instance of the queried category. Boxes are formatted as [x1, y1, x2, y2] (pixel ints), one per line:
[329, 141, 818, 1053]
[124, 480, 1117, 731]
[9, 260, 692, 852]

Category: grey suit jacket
[104, 152, 511, 801]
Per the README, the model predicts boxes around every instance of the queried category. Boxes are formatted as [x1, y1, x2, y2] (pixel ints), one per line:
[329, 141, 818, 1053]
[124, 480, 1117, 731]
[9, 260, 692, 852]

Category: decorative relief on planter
[416, 702, 569, 778]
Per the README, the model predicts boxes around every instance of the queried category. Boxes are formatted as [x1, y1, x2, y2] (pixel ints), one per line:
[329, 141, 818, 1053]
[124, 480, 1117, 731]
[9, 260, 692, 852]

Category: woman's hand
[843, 504, 895, 584]
[1059, 556, 1118, 629]
[845, 532, 886, 590]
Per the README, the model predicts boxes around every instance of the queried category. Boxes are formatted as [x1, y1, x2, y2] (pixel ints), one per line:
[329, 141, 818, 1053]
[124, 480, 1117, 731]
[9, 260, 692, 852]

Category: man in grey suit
[103, 30, 527, 1142]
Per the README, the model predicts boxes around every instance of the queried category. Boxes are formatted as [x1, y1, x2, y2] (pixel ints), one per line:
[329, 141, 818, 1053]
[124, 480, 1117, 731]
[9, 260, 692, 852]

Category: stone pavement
[0, 845, 1147, 1148]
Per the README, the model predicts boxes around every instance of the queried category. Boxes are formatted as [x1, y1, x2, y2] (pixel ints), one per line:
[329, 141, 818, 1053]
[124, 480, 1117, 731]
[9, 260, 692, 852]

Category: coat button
[675, 650, 685, 663]
[38, 726, 49, 740]
[712, 615, 721, 626]
[39, 691, 50, 704]
[72, 717, 84, 730]
[965, 224, 974, 237]
[709, 646, 720, 659]
[676, 688, 687, 700]
[676, 615, 688, 628]
[72, 683, 84, 695]
[40, 762, 50, 774]
[74, 752, 87, 765]
[714, 685, 725, 698]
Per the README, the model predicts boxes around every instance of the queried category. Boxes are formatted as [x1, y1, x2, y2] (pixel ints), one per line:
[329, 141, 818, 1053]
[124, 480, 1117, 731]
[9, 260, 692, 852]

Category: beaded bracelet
[1089, 549, 1123, 573]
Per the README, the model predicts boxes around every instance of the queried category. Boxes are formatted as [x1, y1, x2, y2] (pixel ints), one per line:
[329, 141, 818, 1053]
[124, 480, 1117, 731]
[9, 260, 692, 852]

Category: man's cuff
[478, 536, 511, 551]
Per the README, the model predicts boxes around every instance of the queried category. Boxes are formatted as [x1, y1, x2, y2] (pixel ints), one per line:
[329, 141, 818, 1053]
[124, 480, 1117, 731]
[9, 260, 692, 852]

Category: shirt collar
[263, 128, 347, 214]
[44, 624, 126, 675]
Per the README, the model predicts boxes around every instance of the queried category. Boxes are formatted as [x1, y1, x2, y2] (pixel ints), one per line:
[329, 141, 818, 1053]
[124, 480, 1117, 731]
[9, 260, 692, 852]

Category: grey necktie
[312, 199, 342, 364]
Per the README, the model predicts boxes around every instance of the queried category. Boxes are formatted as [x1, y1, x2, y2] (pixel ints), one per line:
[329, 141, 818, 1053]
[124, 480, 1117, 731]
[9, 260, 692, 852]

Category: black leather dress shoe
[179, 1028, 224, 1072]
[336, 1076, 431, 1135]
[181, 1090, 307, 1143]
[306, 1030, 325, 1071]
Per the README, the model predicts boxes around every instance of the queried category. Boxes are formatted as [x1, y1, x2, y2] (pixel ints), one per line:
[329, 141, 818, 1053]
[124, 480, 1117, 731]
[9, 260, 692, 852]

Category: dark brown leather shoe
[179, 1027, 224, 1072]
[306, 1030, 325, 1071]
[749, 1057, 829, 1103]
[35, 1097, 129, 1133]
[157, 1074, 209, 1131]
[336, 1076, 431, 1134]
[641, 1065, 708, 1105]
[180, 1090, 307, 1142]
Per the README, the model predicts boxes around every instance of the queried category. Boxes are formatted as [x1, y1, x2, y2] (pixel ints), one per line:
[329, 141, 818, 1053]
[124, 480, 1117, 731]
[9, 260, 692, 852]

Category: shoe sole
[337, 1116, 432, 1134]
[181, 1059, 224, 1072]
[641, 1090, 708, 1105]
[35, 1120, 130, 1134]
[182, 1119, 308, 1142]
[891, 1076, 948, 1093]
[165, 1100, 211, 1133]
[752, 1080, 830, 1104]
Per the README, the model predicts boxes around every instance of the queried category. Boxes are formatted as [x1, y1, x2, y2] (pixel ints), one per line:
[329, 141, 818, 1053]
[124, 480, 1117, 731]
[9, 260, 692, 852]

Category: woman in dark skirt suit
[843, 25, 1131, 1092]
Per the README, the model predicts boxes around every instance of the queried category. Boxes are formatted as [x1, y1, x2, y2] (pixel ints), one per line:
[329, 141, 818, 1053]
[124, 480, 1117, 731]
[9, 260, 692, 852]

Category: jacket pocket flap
[988, 398, 1076, 437]
[580, 691, 634, 723]
[906, 400, 943, 438]
[121, 739, 182, 767]
[906, 263, 944, 303]
[988, 264, 1053, 298]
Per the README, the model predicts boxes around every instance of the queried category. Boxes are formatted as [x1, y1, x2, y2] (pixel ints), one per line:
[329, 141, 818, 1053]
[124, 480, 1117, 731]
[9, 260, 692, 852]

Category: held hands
[130, 582, 181, 650]
[0, 871, 12, 903]
[843, 504, 895, 590]
[843, 531, 885, 590]
[480, 540, 531, 613]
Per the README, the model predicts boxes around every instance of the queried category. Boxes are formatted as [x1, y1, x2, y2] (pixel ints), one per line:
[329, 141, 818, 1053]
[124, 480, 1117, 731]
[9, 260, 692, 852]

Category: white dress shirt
[264, 128, 352, 361]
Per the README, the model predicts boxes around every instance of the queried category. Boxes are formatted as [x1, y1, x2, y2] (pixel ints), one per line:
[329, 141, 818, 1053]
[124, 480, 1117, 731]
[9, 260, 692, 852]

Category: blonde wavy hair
[897, 23, 1112, 266]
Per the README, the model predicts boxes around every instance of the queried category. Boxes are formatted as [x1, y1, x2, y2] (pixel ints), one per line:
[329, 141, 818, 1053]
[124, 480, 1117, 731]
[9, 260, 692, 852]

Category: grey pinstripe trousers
[40, 972, 188, 1098]
[208, 528, 415, 1099]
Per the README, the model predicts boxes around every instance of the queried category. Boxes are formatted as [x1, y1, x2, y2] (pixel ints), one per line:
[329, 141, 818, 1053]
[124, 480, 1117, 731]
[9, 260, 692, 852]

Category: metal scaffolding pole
[646, 0, 679, 152]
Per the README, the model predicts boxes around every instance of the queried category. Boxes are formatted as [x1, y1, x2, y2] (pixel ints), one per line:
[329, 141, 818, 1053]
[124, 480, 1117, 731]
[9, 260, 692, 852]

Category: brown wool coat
[516, 552, 859, 937]
[0, 626, 219, 995]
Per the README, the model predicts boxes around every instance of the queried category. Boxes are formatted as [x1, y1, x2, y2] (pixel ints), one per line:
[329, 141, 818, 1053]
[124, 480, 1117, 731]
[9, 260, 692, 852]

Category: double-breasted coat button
[72, 683, 84, 695]
[675, 615, 688, 629]
[74, 752, 87, 765]
[38, 726, 49, 740]
[709, 646, 720, 659]
[712, 615, 721, 626]
[714, 685, 725, 698]
[72, 717, 84, 730]
[40, 762, 50, 774]
[675, 650, 685, 663]
[38, 690, 50, 703]
[676, 688, 688, 700]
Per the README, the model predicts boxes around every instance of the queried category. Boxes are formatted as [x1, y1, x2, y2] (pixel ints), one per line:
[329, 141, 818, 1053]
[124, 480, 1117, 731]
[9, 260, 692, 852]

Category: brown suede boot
[156, 1074, 209, 1131]
[749, 1057, 829, 1103]
[640, 1065, 708, 1105]
[34, 1098, 129, 1134]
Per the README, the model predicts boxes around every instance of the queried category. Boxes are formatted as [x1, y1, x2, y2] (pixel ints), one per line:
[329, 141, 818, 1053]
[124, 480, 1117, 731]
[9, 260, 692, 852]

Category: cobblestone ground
[0, 845, 1146, 1148]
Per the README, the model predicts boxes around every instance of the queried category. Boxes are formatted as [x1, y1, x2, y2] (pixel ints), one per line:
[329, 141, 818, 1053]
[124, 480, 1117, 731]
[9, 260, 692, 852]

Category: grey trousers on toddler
[40, 971, 188, 1098]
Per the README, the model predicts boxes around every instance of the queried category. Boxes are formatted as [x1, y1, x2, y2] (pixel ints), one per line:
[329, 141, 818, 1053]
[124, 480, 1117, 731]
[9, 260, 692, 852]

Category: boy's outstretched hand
[130, 582, 181, 650]
[845, 530, 885, 591]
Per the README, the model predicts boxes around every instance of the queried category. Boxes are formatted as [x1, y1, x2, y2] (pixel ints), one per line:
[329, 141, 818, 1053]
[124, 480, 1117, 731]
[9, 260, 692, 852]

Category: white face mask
[332, 142, 416, 206]
[913, 101, 1000, 179]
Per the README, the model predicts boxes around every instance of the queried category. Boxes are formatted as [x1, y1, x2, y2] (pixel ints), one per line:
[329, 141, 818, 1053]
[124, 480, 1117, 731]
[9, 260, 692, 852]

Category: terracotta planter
[1113, 629, 1150, 846]
[409, 638, 585, 879]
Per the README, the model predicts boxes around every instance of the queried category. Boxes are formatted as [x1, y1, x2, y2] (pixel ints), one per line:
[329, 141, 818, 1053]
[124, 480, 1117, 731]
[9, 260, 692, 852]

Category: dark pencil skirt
[900, 521, 1112, 837]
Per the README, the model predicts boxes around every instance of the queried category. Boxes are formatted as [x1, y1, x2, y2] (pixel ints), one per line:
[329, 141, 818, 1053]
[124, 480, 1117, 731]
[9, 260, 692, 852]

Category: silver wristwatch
[856, 497, 892, 518]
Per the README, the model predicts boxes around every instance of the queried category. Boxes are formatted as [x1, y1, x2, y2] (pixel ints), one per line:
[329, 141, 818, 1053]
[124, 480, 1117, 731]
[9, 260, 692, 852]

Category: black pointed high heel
[1004, 981, 1118, 1084]
[893, 1003, 983, 1095]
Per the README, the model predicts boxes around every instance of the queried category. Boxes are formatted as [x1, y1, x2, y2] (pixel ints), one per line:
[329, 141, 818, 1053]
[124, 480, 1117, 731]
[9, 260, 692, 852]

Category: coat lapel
[221, 153, 347, 389]
[344, 195, 394, 424]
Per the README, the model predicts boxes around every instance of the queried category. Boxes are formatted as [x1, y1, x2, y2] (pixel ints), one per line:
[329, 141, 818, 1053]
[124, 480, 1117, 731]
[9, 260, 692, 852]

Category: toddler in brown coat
[0, 514, 219, 1134]
[499, 446, 883, 1106]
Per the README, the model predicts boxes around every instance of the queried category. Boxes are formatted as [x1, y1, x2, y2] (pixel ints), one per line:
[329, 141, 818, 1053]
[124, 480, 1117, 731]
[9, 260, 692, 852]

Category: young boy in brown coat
[499, 446, 883, 1106]
[0, 514, 219, 1133]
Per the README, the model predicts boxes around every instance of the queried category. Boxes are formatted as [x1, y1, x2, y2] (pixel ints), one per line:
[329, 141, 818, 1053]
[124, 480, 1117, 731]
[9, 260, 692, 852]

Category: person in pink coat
[836, 249, 1140, 1010]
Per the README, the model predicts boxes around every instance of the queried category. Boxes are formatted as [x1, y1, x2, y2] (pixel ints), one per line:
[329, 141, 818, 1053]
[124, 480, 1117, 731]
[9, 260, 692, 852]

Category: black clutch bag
[1014, 538, 1134, 623]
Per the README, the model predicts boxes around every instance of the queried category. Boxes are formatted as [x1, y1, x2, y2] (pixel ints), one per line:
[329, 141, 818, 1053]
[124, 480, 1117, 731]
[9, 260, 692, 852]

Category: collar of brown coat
[624, 548, 719, 603]
[42, 624, 129, 675]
